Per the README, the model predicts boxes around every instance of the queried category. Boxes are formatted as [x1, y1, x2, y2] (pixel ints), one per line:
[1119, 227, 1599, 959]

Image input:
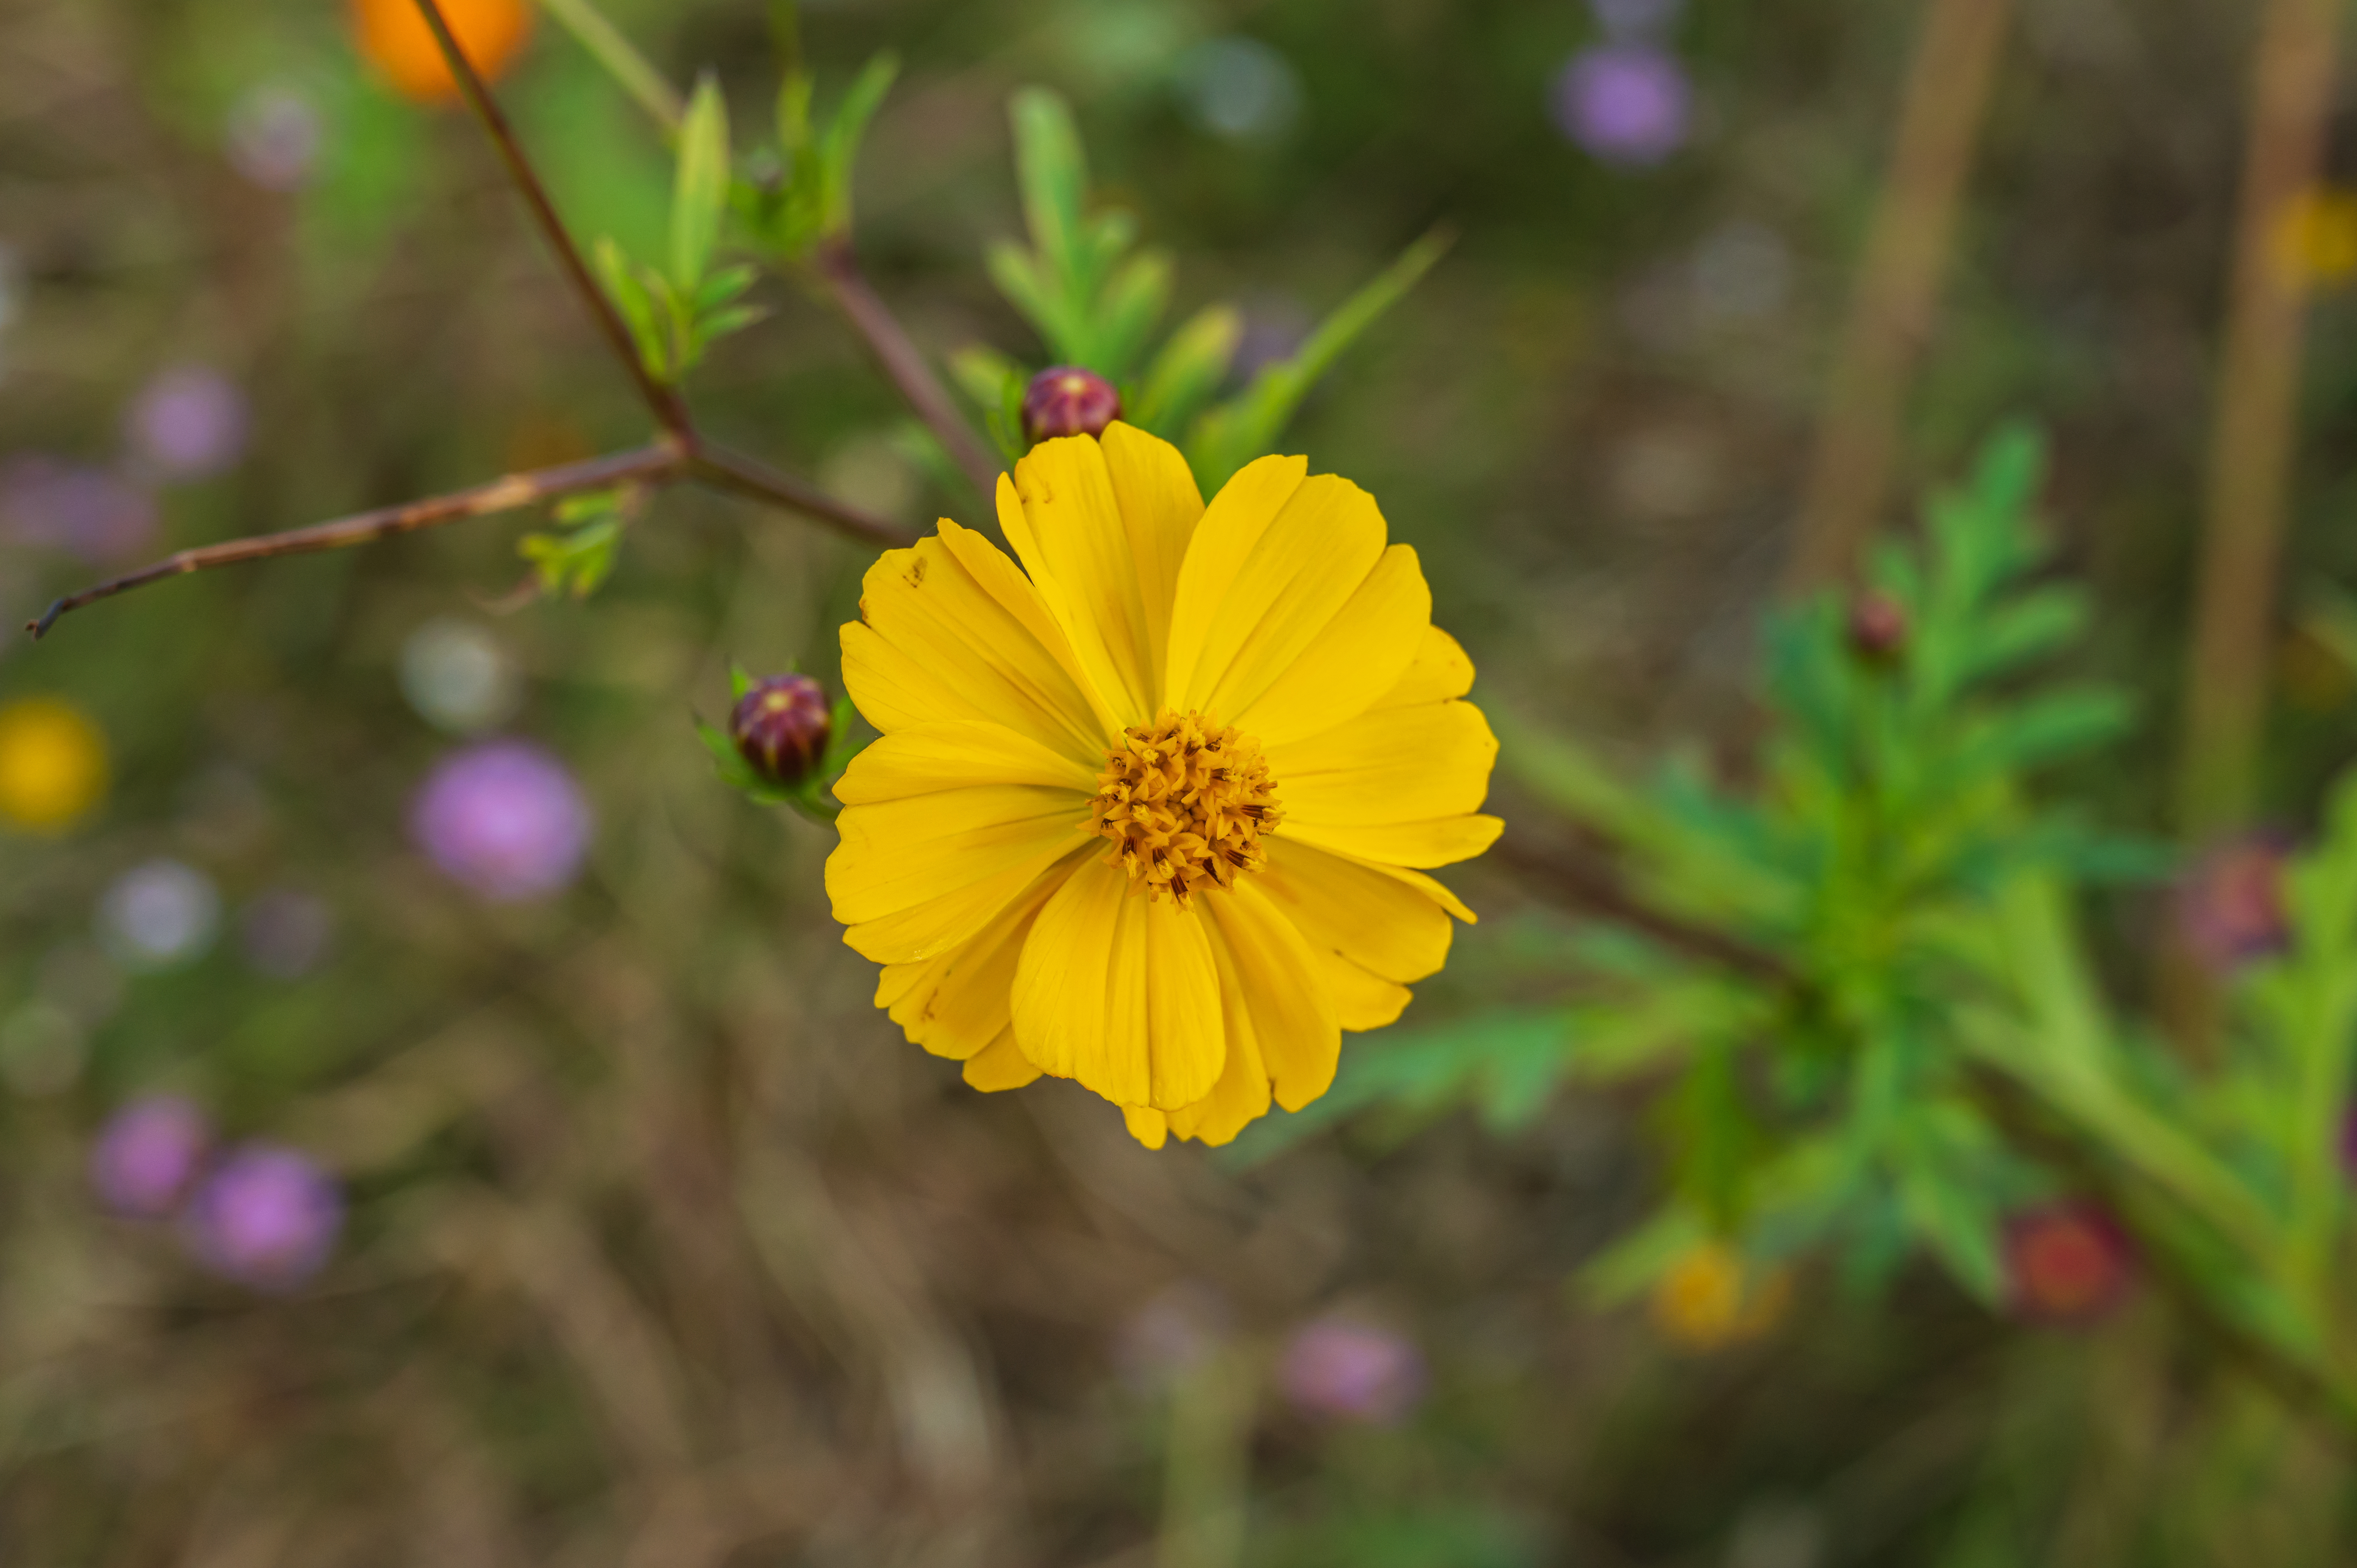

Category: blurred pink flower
[2005, 1201, 2135, 1326]
[2177, 837, 2290, 972]
[89, 1095, 210, 1218]
[180, 1143, 343, 1291]
[1553, 45, 1691, 167]
[1116, 1282, 1231, 1388]
[126, 365, 249, 480]
[1278, 1315, 1426, 1424]
[410, 740, 592, 901]
[0, 456, 156, 563]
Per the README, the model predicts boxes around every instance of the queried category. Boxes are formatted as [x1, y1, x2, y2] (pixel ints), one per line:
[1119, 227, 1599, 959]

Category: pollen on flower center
[1087, 711, 1282, 907]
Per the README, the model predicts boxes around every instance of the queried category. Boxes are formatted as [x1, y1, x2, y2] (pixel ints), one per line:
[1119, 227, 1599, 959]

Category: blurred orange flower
[0, 697, 108, 833]
[1649, 1241, 1790, 1351]
[350, 0, 534, 104]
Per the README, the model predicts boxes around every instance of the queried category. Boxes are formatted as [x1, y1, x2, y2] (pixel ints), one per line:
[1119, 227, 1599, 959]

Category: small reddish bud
[730, 674, 831, 791]
[1021, 366, 1122, 443]
[2005, 1201, 2135, 1326]
[1847, 593, 1908, 661]
[2178, 837, 2291, 973]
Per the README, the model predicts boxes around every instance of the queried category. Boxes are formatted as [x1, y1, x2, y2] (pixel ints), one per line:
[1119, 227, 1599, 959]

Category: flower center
[1087, 711, 1282, 907]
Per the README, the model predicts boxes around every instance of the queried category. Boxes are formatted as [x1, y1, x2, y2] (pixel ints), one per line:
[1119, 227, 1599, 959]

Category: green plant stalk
[1157, 1348, 1253, 1568]
[535, 0, 686, 134]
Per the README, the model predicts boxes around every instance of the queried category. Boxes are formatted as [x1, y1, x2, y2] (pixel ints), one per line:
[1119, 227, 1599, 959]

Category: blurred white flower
[99, 860, 221, 971]
[399, 618, 522, 735]
[226, 85, 323, 192]
[1177, 36, 1302, 141]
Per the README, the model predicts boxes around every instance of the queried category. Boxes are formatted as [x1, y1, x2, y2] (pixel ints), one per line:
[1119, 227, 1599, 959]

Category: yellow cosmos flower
[1649, 1242, 1792, 1351]
[0, 697, 108, 833]
[826, 423, 1501, 1148]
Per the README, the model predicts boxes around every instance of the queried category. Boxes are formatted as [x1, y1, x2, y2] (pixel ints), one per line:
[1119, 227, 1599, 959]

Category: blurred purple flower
[1116, 1282, 1231, 1388]
[89, 1095, 210, 1218]
[2178, 838, 2291, 973]
[410, 740, 592, 901]
[1553, 44, 1692, 167]
[181, 1143, 343, 1291]
[0, 456, 157, 564]
[126, 365, 248, 480]
[225, 85, 323, 192]
[239, 889, 334, 980]
[1278, 1315, 1426, 1424]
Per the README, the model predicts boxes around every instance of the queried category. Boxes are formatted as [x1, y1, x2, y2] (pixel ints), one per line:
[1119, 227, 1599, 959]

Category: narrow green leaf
[671, 73, 731, 288]
[818, 51, 899, 238]
[1091, 249, 1173, 383]
[1009, 88, 1091, 303]
[1131, 304, 1241, 434]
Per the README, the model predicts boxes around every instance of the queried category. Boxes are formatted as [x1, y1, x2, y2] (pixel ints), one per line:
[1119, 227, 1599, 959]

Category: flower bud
[731, 674, 832, 791]
[2005, 1201, 2134, 1325]
[1022, 367, 1122, 443]
[1847, 592, 1908, 661]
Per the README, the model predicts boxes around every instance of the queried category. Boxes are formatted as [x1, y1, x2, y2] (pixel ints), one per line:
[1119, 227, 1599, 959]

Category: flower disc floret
[1088, 712, 1282, 906]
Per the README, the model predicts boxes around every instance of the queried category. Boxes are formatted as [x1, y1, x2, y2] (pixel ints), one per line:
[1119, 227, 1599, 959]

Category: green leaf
[1091, 250, 1172, 381]
[519, 516, 625, 600]
[1009, 88, 1091, 305]
[671, 73, 731, 288]
[1185, 228, 1452, 489]
[594, 237, 670, 380]
[818, 51, 898, 238]
[1131, 304, 1241, 435]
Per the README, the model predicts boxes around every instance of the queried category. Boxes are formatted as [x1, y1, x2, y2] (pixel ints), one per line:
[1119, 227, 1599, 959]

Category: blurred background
[0, 0, 2346, 1561]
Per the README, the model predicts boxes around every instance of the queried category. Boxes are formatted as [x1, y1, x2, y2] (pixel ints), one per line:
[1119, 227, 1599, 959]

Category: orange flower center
[1088, 711, 1282, 908]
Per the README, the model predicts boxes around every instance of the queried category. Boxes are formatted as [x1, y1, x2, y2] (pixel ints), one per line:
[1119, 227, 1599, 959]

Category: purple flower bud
[89, 1095, 210, 1218]
[730, 674, 832, 791]
[2005, 1201, 2134, 1326]
[0, 456, 157, 564]
[125, 365, 249, 481]
[1848, 593, 1908, 661]
[2178, 838, 2291, 973]
[1553, 44, 1692, 167]
[409, 740, 592, 902]
[180, 1143, 343, 1291]
[1022, 367, 1123, 444]
[1278, 1315, 1426, 1425]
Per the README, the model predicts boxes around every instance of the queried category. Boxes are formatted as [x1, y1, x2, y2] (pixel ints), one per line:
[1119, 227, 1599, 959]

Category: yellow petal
[1122, 1105, 1170, 1149]
[877, 869, 1066, 1059]
[1201, 880, 1339, 1113]
[1322, 953, 1413, 1031]
[841, 519, 1119, 764]
[1100, 422, 1205, 696]
[1161, 454, 1310, 706]
[1369, 625, 1475, 712]
[963, 1029, 1044, 1092]
[1170, 475, 1389, 722]
[1012, 858, 1227, 1110]
[1279, 812, 1504, 869]
[828, 787, 1090, 963]
[1231, 545, 1432, 747]
[1266, 699, 1498, 825]
[1164, 947, 1272, 1147]
[834, 720, 1101, 804]
[1257, 837, 1460, 983]
[997, 431, 1198, 726]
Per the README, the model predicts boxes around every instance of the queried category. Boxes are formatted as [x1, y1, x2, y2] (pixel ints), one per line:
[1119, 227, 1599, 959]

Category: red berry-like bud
[2005, 1201, 2135, 1326]
[1021, 366, 1122, 443]
[730, 674, 831, 791]
[1847, 592, 1907, 661]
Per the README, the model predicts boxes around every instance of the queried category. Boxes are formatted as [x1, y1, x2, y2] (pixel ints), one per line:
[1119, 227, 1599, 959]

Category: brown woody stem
[813, 239, 1004, 499]
[411, 0, 693, 438]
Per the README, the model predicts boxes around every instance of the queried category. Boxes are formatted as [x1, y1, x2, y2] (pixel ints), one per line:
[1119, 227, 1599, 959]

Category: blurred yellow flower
[827, 424, 1500, 1148]
[350, 0, 533, 104]
[2282, 187, 2357, 286]
[1649, 1241, 1790, 1351]
[0, 697, 108, 833]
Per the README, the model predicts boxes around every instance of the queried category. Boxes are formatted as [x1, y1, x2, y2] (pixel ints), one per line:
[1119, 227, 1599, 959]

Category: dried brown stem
[814, 239, 1004, 499]
[25, 439, 913, 640]
[1786, 0, 2013, 590]
[412, 0, 692, 438]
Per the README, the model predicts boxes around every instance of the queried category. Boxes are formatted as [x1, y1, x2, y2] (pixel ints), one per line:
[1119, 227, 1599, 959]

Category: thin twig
[412, 0, 693, 438]
[814, 239, 1004, 499]
[25, 448, 681, 640]
[23, 439, 915, 640]
[1786, 0, 2013, 590]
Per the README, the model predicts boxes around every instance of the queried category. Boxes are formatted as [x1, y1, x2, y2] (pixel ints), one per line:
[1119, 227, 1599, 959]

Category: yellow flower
[2281, 187, 2357, 286]
[0, 697, 108, 832]
[827, 424, 1500, 1147]
[1649, 1242, 1791, 1351]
